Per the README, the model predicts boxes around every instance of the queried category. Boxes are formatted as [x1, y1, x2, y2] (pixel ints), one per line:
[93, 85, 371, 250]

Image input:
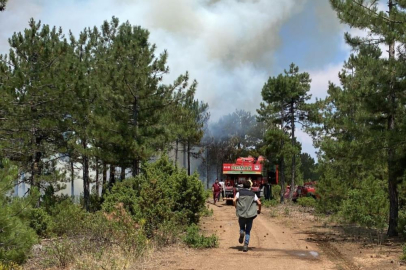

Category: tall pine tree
[329, 0, 406, 236]
[258, 63, 311, 200]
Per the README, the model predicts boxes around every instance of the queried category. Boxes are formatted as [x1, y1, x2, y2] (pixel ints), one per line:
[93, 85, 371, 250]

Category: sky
[0, 0, 363, 159]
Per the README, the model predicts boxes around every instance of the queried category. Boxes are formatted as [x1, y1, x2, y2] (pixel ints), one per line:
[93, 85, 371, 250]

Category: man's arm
[257, 198, 262, 214]
[233, 194, 238, 208]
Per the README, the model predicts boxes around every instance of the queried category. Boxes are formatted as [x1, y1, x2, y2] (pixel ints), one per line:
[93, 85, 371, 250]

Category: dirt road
[138, 200, 361, 270]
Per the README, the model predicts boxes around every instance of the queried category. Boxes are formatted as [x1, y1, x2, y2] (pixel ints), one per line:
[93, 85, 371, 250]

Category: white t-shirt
[235, 192, 258, 201]
[219, 181, 225, 190]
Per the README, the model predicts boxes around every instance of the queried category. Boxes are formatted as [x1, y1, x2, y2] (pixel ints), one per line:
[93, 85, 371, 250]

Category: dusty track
[136, 200, 360, 270]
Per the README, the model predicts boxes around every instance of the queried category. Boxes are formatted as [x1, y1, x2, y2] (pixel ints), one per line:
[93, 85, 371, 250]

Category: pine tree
[96, 18, 197, 177]
[178, 98, 209, 175]
[258, 63, 311, 200]
[329, 0, 406, 236]
[0, 19, 70, 192]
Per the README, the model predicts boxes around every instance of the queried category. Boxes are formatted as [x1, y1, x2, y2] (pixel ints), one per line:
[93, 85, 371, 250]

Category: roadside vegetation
[0, 156, 213, 269]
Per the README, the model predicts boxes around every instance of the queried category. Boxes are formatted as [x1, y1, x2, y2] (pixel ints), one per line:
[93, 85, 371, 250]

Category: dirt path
[137, 201, 357, 270]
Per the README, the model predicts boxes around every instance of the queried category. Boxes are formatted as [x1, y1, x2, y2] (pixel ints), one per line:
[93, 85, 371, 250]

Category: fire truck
[222, 156, 278, 204]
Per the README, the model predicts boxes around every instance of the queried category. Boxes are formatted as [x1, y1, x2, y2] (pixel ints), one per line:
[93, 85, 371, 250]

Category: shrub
[102, 156, 206, 239]
[271, 185, 281, 200]
[0, 159, 38, 264]
[297, 197, 317, 208]
[0, 262, 23, 270]
[201, 207, 213, 217]
[183, 224, 218, 249]
[50, 200, 86, 236]
[44, 237, 74, 268]
[29, 207, 54, 237]
[398, 209, 406, 239]
[401, 244, 406, 261]
[262, 199, 278, 208]
[339, 176, 388, 229]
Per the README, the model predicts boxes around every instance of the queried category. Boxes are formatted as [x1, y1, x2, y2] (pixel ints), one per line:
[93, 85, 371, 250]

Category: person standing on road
[219, 179, 225, 201]
[233, 179, 261, 252]
[212, 179, 221, 205]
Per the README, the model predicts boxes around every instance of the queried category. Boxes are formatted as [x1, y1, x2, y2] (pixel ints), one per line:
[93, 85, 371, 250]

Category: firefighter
[212, 179, 221, 204]
[233, 179, 261, 252]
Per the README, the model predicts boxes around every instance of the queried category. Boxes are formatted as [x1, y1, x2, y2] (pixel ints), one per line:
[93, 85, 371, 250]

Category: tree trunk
[187, 141, 191, 175]
[279, 157, 285, 204]
[101, 161, 107, 197]
[387, 0, 398, 237]
[132, 159, 139, 177]
[289, 100, 296, 200]
[206, 147, 209, 189]
[109, 164, 116, 188]
[82, 140, 90, 212]
[120, 165, 125, 181]
[70, 160, 74, 198]
[95, 158, 99, 197]
[175, 139, 179, 166]
[132, 95, 139, 177]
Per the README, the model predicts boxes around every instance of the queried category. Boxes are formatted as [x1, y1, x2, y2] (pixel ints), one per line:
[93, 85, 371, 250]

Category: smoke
[0, 0, 347, 158]
[0, 0, 309, 118]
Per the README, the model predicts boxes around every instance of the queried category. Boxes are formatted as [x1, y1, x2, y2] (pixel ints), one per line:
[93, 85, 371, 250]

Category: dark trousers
[239, 217, 254, 245]
[213, 191, 220, 203]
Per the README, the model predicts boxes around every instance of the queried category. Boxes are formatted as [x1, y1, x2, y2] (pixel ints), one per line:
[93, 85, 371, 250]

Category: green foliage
[0, 17, 206, 212]
[183, 224, 218, 249]
[300, 153, 319, 181]
[29, 208, 54, 237]
[201, 207, 213, 217]
[340, 176, 388, 229]
[397, 209, 406, 239]
[262, 199, 278, 208]
[0, 262, 22, 270]
[50, 200, 86, 236]
[44, 237, 74, 268]
[313, 0, 406, 236]
[297, 197, 316, 208]
[271, 184, 281, 200]
[0, 160, 38, 264]
[102, 156, 206, 238]
[401, 244, 406, 261]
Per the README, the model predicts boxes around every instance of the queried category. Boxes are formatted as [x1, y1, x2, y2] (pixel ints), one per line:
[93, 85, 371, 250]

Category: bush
[262, 199, 278, 208]
[339, 176, 388, 229]
[102, 156, 206, 239]
[398, 209, 406, 239]
[29, 207, 54, 237]
[0, 262, 23, 270]
[297, 197, 317, 208]
[50, 200, 86, 236]
[44, 237, 74, 268]
[401, 244, 406, 261]
[183, 224, 218, 249]
[271, 185, 281, 200]
[0, 159, 38, 264]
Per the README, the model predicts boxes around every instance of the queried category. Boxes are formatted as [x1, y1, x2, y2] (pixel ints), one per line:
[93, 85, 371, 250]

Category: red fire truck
[222, 156, 278, 204]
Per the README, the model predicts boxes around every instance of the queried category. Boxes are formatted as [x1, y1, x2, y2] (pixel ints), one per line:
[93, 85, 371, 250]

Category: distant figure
[219, 179, 225, 201]
[212, 179, 221, 205]
[233, 179, 261, 252]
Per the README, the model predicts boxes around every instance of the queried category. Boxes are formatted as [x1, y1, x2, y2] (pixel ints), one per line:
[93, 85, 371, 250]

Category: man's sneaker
[239, 232, 244, 244]
[243, 244, 248, 252]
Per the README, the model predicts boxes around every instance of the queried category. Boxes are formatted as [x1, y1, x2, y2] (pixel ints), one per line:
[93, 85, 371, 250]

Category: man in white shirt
[219, 179, 225, 201]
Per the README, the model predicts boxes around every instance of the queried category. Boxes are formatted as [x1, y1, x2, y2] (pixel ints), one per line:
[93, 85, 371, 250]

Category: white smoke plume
[0, 0, 347, 158]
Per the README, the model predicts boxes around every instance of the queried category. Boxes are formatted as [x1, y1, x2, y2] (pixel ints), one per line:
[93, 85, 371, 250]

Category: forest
[1, 0, 406, 268]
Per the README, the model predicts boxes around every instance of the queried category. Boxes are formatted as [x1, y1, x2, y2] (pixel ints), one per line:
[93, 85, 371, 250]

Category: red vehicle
[284, 181, 318, 201]
[222, 156, 278, 204]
